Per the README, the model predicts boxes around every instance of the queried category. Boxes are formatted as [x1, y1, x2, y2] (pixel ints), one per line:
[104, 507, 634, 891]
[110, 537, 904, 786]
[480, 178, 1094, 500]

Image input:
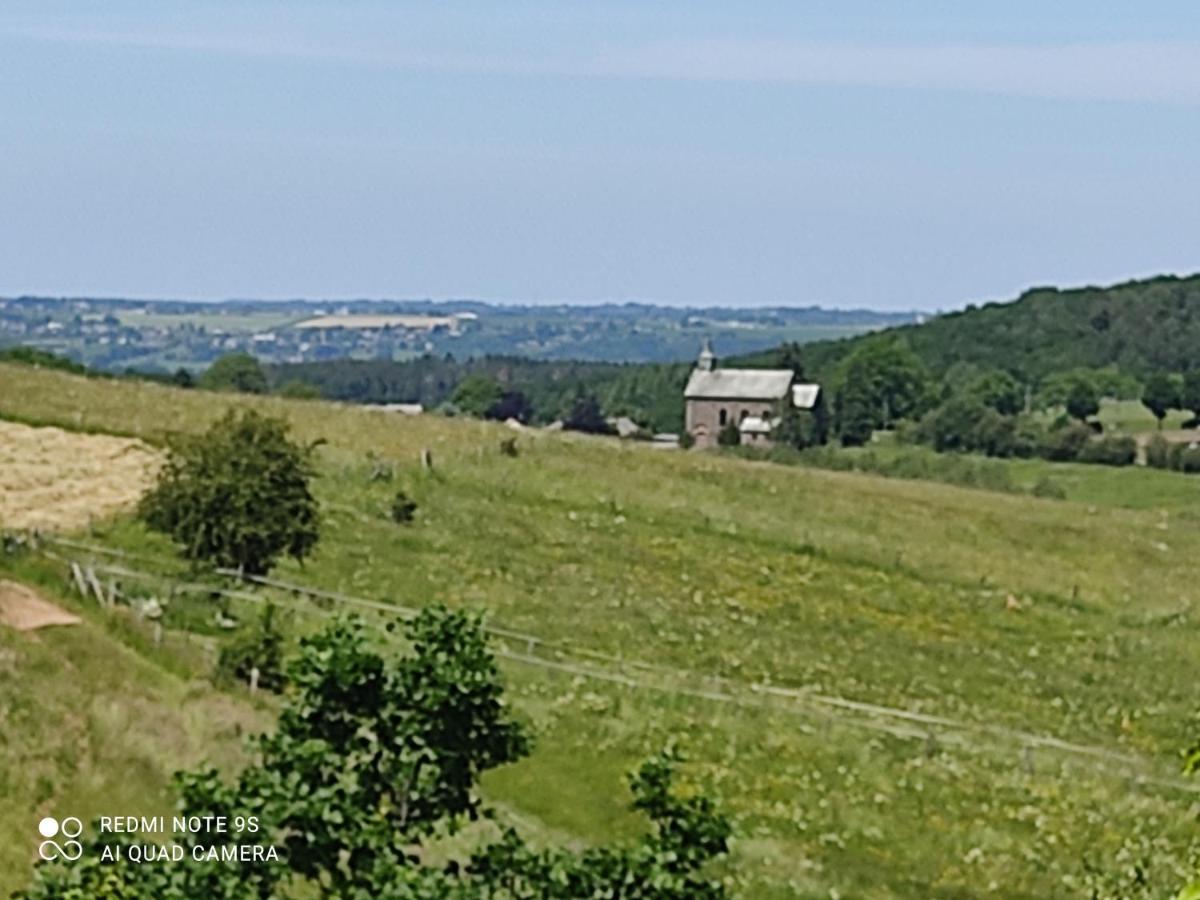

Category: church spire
[697, 338, 716, 372]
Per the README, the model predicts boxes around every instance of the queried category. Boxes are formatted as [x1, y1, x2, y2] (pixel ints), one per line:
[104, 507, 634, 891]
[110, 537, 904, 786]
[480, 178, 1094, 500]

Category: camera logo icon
[37, 816, 83, 861]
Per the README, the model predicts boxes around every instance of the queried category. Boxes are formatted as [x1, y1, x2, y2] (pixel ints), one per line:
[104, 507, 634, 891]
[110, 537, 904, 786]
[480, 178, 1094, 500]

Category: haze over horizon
[4, 2, 1200, 310]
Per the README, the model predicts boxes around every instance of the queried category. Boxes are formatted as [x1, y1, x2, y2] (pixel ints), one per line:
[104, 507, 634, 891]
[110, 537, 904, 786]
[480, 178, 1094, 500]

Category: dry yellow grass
[0, 420, 160, 531]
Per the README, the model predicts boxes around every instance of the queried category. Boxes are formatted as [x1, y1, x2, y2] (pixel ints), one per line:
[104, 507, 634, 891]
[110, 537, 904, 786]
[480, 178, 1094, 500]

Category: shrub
[1179, 446, 1200, 474]
[1012, 417, 1045, 458]
[278, 379, 322, 400]
[1030, 476, 1068, 500]
[139, 410, 320, 575]
[1145, 434, 1171, 469]
[1038, 422, 1092, 461]
[199, 352, 268, 394]
[391, 490, 418, 524]
[678, 431, 696, 450]
[499, 437, 519, 457]
[1076, 435, 1136, 466]
[564, 394, 613, 434]
[717, 421, 741, 447]
[217, 603, 286, 692]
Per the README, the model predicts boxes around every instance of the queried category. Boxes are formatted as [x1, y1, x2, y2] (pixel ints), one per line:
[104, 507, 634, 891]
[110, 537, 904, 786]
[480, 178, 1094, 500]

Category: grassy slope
[3, 363, 1200, 897]
[0, 559, 270, 897]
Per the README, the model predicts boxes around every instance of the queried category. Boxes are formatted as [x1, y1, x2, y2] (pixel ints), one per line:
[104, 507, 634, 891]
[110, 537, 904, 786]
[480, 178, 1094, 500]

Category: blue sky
[3, 2, 1200, 310]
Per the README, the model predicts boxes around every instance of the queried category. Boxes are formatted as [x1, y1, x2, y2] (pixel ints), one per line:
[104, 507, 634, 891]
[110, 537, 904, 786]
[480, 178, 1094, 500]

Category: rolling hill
[2, 362, 1200, 897]
[767, 273, 1200, 382]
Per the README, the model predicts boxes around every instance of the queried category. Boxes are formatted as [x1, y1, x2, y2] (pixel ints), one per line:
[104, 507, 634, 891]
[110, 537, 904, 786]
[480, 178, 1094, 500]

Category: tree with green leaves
[22, 608, 730, 899]
[1064, 377, 1100, 424]
[1142, 373, 1181, 429]
[1181, 370, 1200, 423]
[199, 352, 268, 394]
[451, 375, 505, 418]
[564, 393, 613, 434]
[833, 338, 930, 439]
[138, 410, 320, 575]
[966, 370, 1023, 416]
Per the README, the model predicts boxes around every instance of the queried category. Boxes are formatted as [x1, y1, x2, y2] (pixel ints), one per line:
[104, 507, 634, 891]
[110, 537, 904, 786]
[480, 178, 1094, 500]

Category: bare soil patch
[0, 580, 80, 630]
[0, 420, 160, 531]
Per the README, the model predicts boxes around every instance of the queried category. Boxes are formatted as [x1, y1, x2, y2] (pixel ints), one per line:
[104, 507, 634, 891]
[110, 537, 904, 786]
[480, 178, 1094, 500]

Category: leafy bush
[391, 490, 418, 524]
[499, 437, 519, 457]
[1146, 434, 1172, 469]
[716, 421, 741, 447]
[564, 393, 614, 434]
[0, 346, 88, 374]
[678, 431, 696, 449]
[22, 609, 731, 898]
[216, 603, 286, 692]
[1076, 435, 1137, 466]
[1038, 422, 1092, 461]
[199, 352, 268, 394]
[277, 379, 322, 400]
[139, 410, 320, 575]
[1178, 446, 1200, 474]
[1030, 476, 1068, 500]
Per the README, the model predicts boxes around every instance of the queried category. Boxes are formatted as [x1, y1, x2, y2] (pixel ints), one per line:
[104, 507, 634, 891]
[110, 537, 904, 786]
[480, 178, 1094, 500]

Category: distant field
[1048, 397, 1191, 434]
[3, 365, 1200, 897]
[118, 310, 303, 332]
[294, 313, 459, 330]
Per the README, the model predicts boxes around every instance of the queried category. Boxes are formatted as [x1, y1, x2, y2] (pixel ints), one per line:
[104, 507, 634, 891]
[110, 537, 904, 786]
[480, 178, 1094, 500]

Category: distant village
[0, 297, 477, 370]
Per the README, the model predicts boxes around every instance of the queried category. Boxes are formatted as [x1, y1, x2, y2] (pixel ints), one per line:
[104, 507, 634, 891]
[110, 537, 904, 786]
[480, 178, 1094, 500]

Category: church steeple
[697, 338, 716, 372]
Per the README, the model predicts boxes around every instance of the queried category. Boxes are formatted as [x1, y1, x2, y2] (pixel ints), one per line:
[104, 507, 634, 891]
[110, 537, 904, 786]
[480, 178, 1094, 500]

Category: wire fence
[22, 531, 1200, 795]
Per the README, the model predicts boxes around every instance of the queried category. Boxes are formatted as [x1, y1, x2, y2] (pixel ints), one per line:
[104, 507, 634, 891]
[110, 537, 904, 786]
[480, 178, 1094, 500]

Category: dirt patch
[0, 420, 160, 531]
[0, 580, 81, 631]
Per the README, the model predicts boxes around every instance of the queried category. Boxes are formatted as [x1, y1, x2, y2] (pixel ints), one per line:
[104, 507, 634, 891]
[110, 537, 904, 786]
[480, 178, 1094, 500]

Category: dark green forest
[761, 274, 1200, 382]
[268, 356, 693, 431]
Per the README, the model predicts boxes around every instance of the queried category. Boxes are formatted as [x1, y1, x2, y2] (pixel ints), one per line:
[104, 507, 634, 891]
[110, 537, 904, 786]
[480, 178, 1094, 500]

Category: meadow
[2, 362, 1200, 897]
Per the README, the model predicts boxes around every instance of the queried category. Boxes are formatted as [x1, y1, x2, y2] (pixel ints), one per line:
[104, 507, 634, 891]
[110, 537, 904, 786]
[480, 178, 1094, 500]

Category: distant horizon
[4, 267, 1197, 315]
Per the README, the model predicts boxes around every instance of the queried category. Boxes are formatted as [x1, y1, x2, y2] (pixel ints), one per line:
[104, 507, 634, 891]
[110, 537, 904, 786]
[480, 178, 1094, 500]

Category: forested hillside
[764, 274, 1200, 382]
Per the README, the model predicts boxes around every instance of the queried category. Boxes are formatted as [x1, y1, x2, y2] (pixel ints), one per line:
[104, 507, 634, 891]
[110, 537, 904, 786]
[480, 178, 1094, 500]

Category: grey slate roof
[683, 368, 794, 401]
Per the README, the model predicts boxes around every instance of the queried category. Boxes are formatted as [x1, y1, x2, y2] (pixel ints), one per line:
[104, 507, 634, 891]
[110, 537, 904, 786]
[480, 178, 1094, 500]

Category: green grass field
[2, 363, 1200, 897]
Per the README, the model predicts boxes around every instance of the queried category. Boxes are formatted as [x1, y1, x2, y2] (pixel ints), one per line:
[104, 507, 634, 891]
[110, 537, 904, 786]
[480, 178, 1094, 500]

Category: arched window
[719, 408, 728, 426]
[740, 410, 749, 422]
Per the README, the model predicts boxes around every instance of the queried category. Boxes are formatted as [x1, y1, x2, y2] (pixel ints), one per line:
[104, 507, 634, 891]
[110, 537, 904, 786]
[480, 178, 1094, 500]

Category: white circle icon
[38, 817, 59, 838]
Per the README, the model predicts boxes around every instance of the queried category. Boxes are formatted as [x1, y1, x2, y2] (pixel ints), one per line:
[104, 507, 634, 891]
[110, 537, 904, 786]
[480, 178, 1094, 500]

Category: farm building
[683, 340, 821, 449]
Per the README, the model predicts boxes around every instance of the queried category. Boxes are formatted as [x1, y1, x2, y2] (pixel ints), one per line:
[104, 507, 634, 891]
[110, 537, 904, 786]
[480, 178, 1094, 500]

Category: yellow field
[0, 420, 159, 531]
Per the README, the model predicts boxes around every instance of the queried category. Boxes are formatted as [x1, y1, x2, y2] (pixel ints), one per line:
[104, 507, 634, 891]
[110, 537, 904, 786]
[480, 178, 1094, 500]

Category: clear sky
[3, 2, 1200, 310]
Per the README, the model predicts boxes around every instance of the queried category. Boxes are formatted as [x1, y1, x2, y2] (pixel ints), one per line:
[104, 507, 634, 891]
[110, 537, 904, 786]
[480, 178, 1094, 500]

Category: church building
[683, 340, 821, 449]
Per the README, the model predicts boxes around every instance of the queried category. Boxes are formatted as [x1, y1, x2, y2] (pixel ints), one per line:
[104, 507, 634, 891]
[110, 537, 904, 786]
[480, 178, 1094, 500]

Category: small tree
[139, 410, 320, 575]
[1183, 370, 1200, 424]
[451, 375, 505, 418]
[1141, 374, 1179, 429]
[217, 603, 287, 692]
[564, 393, 613, 434]
[23, 609, 731, 898]
[1065, 378, 1100, 423]
[967, 370, 1023, 416]
[199, 352, 268, 394]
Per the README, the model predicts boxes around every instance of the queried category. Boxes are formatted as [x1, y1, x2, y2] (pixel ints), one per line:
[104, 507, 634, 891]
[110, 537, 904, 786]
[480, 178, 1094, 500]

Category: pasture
[2, 363, 1199, 897]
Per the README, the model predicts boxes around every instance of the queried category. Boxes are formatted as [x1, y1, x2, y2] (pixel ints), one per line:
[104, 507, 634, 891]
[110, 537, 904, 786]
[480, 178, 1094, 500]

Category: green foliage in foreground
[22, 609, 730, 899]
[138, 410, 320, 575]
